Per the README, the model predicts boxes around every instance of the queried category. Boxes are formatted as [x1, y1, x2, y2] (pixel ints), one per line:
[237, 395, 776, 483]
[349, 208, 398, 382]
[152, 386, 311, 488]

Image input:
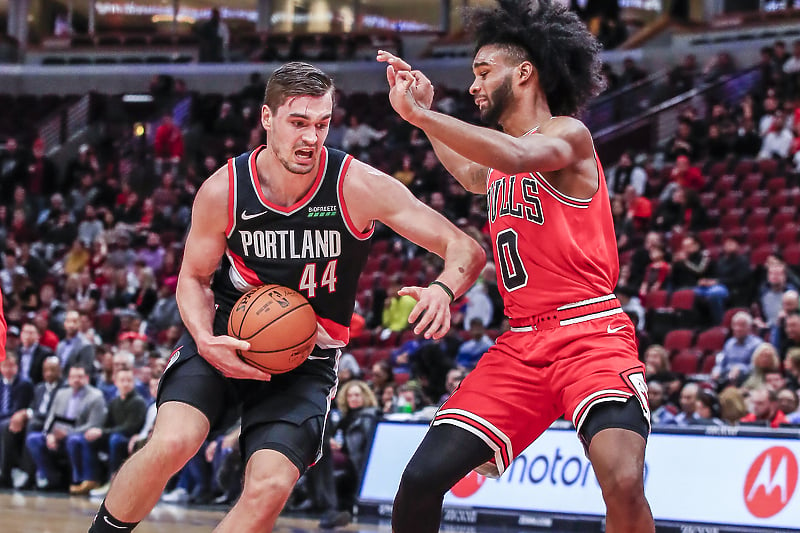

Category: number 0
[496, 229, 528, 292]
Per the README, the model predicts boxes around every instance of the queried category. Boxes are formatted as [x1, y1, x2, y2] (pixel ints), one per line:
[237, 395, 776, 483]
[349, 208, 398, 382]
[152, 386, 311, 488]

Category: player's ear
[518, 61, 534, 85]
[261, 105, 272, 130]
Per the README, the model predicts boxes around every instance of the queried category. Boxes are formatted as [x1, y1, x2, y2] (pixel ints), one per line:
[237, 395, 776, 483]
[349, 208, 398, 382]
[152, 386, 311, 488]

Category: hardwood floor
[0, 491, 380, 532]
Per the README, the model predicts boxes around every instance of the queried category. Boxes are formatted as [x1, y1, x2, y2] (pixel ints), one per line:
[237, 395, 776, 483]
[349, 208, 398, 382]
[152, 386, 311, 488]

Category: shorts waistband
[507, 294, 622, 332]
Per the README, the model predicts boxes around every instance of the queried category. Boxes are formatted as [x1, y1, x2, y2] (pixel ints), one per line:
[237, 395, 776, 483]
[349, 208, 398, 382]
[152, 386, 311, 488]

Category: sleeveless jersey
[486, 147, 618, 319]
[213, 145, 373, 348]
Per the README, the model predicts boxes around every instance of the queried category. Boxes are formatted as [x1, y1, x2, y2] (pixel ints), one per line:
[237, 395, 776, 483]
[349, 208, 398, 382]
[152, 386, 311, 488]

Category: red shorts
[435, 301, 649, 478]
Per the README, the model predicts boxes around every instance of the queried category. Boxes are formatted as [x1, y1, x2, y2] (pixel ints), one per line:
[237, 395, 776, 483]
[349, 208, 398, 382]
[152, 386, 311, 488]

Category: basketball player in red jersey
[379, 1, 654, 532]
[88, 63, 484, 533]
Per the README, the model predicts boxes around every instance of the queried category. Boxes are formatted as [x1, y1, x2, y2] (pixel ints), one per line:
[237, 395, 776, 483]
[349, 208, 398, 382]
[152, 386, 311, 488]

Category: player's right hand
[198, 335, 272, 381]
[399, 285, 452, 340]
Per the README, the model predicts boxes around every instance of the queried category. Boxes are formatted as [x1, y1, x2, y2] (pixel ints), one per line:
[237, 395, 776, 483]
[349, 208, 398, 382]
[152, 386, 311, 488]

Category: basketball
[227, 284, 318, 373]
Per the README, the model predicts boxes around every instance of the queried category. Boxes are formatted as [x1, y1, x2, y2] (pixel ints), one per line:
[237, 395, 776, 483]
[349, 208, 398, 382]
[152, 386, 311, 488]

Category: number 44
[299, 260, 338, 298]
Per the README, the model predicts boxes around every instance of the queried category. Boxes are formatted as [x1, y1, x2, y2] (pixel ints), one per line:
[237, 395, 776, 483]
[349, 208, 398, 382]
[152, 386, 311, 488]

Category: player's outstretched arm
[389, 70, 591, 177]
[178, 169, 271, 381]
[378, 51, 489, 194]
[343, 160, 486, 339]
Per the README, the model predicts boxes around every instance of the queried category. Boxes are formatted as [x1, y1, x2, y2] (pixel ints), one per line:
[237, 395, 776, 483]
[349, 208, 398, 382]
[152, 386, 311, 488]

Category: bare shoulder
[190, 165, 230, 227]
[342, 157, 417, 224]
[539, 117, 593, 153]
[342, 157, 404, 202]
[196, 165, 229, 200]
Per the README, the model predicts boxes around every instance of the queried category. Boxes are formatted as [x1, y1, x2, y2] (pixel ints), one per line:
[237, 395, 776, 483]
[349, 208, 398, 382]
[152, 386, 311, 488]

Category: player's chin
[286, 161, 315, 175]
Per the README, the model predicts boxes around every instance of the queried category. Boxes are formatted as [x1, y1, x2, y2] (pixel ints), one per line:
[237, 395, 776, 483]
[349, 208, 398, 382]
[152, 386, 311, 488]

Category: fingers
[412, 302, 450, 339]
[377, 50, 412, 71]
[395, 70, 415, 89]
[411, 71, 432, 87]
[398, 286, 422, 300]
[222, 336, 251, 352]
[386, 65, 396, 86]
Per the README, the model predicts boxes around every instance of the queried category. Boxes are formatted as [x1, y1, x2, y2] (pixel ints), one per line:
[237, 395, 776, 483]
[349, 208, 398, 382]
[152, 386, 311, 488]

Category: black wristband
[429, 280, 455, 303]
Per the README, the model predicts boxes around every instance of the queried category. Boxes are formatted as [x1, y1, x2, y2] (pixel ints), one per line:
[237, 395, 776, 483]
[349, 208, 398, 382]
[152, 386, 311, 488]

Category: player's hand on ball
[399, 285, 451, 340]
[199, 335, 272, 381]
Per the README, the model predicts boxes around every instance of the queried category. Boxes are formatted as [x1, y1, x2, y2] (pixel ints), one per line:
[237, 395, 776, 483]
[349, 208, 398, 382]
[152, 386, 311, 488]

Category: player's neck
[255, 146, 321, 206]
[500, 94, 552, 137]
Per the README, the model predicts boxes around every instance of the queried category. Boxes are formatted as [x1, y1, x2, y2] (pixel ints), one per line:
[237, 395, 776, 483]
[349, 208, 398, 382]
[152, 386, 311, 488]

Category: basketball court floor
[1, 490, 370, 532]
[7, 490, 569, 533]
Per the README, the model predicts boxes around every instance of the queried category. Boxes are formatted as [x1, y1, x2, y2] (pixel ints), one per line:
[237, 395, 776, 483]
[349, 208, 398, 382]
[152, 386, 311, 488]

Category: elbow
[468, 241, 487, 278]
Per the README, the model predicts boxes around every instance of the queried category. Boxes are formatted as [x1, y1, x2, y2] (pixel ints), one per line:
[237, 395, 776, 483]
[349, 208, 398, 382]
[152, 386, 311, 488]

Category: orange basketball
[227, 284, 318, 374]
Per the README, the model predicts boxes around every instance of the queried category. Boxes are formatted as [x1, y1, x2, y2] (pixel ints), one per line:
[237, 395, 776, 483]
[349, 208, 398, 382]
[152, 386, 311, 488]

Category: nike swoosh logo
[307, 355, 330, 360]
[241, 210, 269, 221]
[104, 516, 127, 529]
[607, 324, 626, 334]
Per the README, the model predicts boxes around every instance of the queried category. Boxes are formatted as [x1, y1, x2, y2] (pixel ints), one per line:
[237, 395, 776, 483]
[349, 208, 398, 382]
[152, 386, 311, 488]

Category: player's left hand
[378, 50, 434, 110]
[388, 71, 425, 125]
[399, 285, 452, 340]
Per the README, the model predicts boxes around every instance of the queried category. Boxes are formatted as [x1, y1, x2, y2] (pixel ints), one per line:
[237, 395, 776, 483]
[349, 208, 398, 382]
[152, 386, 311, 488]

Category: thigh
[241, 418, 323, 475]
[552, 315, 650, 437]
[239, 348, 338, 474]
[158, 332, 240, 431]
[435, 332, 561, 478]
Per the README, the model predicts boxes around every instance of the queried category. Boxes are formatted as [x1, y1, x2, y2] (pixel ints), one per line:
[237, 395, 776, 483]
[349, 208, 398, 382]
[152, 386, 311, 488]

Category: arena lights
[94, 3, 257, 22]
[617, 0, 662, 10]
[360, 15, 436, 32]
[122, 94, 154, 103]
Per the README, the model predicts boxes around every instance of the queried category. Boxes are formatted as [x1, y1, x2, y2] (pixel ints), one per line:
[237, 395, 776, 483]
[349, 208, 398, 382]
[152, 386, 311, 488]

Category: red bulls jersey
[486, 151, 618, 319]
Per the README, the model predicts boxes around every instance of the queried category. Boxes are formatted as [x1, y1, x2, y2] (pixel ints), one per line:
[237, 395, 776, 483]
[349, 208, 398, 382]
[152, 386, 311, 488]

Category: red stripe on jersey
[435, 411, 510, 468]
[249, 145, 327, 214]
[226, 248, 262, 286]
[317, 315, 350, 345]
[224, 158, 235, 237]
[337, 155, 374, 239]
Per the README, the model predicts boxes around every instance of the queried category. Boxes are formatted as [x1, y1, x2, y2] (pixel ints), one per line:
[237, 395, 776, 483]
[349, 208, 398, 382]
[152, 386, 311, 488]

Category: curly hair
[468, 0, 605, 117]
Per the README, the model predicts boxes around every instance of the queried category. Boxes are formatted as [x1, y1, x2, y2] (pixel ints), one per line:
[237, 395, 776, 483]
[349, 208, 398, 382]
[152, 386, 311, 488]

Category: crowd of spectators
[1, 38, 800, 526]
[608, 40, 800, 435]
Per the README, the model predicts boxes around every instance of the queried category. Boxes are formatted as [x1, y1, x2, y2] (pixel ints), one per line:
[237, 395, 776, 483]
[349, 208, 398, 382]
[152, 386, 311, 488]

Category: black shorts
[579, 396, 650, 449]
[158, 332, 338, 473]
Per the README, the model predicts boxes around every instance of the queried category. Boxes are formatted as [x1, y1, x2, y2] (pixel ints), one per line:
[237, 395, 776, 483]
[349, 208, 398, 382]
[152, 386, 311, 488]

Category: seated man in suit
[66, 367, 147, 495]
[0, 353, 35, 486]
[17, 323, 55, 385]
[2, 356, 63, 488]
[25, 365, 105, 489]
[55, 311, 95, 377]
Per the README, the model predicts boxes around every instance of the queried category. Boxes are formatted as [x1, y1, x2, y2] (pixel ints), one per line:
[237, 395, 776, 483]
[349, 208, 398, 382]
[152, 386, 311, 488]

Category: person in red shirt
[741, 387, 789, 428]
[670, 155, 704, 192]
[153, 114, 184, 175]
[378, 1, 653, 532]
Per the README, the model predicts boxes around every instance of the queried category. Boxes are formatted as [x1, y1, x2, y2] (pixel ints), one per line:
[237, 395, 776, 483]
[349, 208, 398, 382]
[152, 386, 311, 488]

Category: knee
[65, 433, 84, 450]
[398, 461, 445, 499]
[242, 471, 295, 503]
[239, 471, 295, 519]
[145, 430, 202, 470]
[600, 467, 645, 506]
[109, 433, 128, 448]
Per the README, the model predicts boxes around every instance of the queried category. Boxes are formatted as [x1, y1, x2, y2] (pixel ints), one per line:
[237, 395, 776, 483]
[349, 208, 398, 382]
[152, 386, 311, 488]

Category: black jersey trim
[336, 154, 375, 241]
[248, 145, 328, 216]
